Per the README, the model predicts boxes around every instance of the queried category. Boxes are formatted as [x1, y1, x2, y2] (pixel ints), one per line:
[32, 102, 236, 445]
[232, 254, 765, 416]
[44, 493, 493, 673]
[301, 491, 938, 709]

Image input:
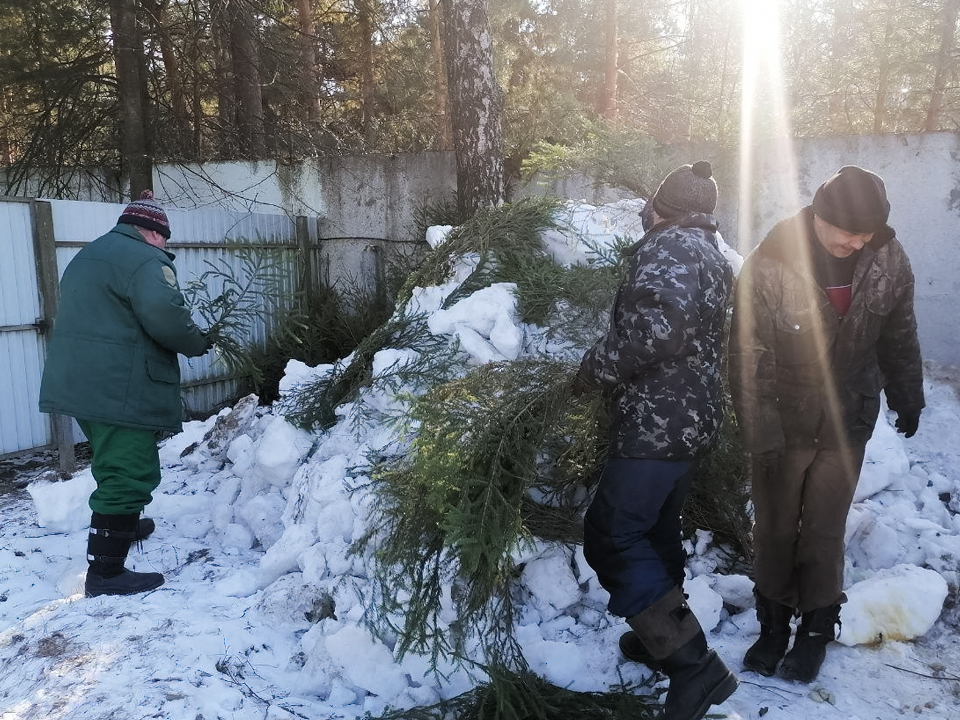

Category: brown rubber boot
[627, 586, 738, 720]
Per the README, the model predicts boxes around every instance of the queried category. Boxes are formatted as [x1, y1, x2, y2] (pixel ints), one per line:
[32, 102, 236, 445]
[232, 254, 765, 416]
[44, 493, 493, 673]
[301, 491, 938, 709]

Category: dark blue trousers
[583, 457, 696, 618]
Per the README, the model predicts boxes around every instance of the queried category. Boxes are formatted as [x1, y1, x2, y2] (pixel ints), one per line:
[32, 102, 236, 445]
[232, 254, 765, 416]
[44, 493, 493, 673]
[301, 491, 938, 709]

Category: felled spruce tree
[282, 196, 746, 720]
[342, 198, 657, 718]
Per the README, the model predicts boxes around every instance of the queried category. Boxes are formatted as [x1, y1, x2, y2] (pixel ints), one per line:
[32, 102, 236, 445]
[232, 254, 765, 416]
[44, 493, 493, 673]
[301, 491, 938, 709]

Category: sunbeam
[738, 0, 801, 254]
[737, 0, 864, 514]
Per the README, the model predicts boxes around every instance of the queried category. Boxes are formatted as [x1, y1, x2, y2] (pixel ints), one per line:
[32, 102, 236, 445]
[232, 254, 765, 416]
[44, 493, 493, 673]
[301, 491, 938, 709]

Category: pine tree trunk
[429, 0, 453, 150]
[210, 0, 236, 152]
[873, 12, 895, 134]
[228, 0, 266, 157]
[599, 0, 618, 119]
[358, 0, 376, 146]
[297, 0, 322, 124]
[441, 0, 505, 217]
[142, 0, 190, 152]
[109, 0, 152, 197]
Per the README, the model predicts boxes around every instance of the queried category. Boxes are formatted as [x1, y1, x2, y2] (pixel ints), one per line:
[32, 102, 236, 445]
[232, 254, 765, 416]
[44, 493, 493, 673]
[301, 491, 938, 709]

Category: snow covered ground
[2, 200, 959, 720]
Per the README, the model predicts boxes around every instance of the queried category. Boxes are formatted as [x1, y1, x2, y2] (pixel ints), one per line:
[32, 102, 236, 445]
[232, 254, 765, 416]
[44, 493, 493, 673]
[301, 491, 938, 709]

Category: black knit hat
[651, 161, 718, 219]
[812, 166, 890, 234]
[119, 189, 171, 239]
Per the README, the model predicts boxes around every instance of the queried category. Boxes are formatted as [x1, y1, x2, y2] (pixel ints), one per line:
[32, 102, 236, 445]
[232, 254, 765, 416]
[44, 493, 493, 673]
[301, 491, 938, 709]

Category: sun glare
[737, 0, 853, 478]
[738, 0, 801, 254]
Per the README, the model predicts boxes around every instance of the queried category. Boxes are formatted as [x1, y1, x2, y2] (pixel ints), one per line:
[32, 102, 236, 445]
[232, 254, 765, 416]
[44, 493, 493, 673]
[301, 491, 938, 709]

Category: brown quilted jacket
[730, 207, 924, 453]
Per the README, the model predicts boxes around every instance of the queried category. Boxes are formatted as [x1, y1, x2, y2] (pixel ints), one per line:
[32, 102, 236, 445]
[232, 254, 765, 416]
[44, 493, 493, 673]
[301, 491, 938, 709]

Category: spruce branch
[281, 309, 458, 431]
[357, 358, 607, 673]
[397, 196, 564, 308]
[370, 663, 659, 720]
[183, 243, 299, 389]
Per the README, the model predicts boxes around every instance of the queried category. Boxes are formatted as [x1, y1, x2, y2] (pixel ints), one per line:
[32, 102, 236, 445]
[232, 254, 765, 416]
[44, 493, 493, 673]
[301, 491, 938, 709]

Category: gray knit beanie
[651, 161, 718, 219]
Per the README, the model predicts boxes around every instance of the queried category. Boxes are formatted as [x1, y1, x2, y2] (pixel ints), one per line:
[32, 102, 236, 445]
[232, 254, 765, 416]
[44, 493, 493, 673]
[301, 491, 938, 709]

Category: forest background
[2, 0, 960, 209]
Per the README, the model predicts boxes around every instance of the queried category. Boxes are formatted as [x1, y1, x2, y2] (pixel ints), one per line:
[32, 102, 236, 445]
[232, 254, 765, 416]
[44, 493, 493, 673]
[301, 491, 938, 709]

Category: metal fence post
[295, 215, 312, 304]
[31, 200, 76, 474]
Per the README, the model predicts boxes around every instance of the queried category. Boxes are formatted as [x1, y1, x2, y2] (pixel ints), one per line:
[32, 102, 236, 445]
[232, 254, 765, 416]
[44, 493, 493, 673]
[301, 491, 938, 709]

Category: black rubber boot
[658, 633, 739, 720]
[138, 517, 156, 540]
[85, 512, 164, 598]
[778, 604, 841, 683]
[627, 586, 738, 720]
[742, 591, 794, 676]
[619, 630, 663, 671]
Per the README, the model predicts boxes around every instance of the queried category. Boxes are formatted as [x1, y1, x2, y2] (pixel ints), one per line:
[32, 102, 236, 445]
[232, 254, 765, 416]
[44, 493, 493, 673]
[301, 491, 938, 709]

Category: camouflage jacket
[729, 207, 924, 454]
[579, 213, 733, 460]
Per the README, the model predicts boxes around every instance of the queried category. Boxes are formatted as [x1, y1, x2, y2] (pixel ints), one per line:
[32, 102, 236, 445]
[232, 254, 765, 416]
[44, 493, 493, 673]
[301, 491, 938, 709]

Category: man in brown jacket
[730, 166, 924, 683]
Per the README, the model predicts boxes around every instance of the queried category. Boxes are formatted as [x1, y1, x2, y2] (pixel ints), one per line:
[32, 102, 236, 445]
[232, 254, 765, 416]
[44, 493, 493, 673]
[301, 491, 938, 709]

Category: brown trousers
[750, 444, 866, 613]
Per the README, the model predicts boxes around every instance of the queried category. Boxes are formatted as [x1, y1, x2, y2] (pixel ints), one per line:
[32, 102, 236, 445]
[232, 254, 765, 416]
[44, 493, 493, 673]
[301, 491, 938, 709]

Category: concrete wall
[155, 152, 457, 243]
[155, 154, 454, 298]
[738, 131, 960, 367]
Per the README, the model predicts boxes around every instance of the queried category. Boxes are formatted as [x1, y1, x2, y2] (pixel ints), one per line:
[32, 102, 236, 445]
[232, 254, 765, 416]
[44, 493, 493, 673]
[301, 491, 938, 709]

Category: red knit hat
[118, 190, 171, 239]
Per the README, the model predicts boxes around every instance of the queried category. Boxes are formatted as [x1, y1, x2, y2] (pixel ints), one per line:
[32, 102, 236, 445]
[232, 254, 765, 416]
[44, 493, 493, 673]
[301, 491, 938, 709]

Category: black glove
[572, 366, 602, 397]
[895, 410, 920, 438]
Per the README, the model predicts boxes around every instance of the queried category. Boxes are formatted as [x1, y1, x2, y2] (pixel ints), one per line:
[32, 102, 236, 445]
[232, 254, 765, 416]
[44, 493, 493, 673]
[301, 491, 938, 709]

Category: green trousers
[78, 419, 162, 515]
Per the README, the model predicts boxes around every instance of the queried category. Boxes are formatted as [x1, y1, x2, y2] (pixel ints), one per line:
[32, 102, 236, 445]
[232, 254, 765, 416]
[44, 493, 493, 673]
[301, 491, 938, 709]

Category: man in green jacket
[39, 190, 213, 598]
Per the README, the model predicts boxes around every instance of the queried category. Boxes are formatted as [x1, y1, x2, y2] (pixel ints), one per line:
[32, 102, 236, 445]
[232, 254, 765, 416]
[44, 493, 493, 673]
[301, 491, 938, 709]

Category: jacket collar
[629, 212, 719, 255]
[113, 222, 176, 260]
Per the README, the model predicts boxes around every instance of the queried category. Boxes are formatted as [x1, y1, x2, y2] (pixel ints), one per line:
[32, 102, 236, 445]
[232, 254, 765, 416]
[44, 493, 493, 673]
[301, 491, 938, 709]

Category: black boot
[658, 633, 740, 720]
[778, 604, 841, 683]
[85, 512, 164, 598]
[138, 517, 156, 540]
[742, 591, 794, 676]
[619, 630, 663, 671]
[628, 587, 738, 720]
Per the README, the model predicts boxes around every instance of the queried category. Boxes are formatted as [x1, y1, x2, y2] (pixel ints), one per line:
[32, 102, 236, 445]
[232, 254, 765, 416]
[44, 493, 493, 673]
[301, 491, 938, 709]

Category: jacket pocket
[773, 307, 824, 366]
[146, 356, 180, 384]
[863, 264, 897, 316]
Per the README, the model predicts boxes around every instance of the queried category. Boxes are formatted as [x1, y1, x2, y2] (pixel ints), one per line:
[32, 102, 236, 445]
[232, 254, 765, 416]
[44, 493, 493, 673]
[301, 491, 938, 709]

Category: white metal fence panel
[0, 200, 51, 454]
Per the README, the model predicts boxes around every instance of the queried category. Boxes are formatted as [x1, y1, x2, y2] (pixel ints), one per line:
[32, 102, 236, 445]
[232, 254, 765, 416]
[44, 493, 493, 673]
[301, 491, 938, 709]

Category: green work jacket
[39, 223, 208, 432]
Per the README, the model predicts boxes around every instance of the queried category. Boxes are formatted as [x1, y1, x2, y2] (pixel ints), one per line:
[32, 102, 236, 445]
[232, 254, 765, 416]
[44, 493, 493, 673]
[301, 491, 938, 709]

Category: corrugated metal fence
[0, 197, 322, 460]
[0, 199, 48, 455]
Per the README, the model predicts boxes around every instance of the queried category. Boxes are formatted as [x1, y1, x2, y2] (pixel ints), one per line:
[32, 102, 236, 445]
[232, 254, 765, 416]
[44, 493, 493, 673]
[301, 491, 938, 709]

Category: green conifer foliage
[184, 245, 300, 390]
[360, 358, 606, 668]
[397, 195, 564, 316]
[374, 665, 658, 720]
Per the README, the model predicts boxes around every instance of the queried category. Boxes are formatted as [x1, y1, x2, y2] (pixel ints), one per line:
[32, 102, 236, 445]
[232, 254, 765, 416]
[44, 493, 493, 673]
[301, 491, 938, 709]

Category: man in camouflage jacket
[730, 166, 924, 684]
[577, 162, 737, 720]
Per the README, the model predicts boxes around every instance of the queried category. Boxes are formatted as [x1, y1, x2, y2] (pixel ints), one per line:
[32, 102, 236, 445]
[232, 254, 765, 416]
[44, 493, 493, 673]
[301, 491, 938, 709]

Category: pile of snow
[9, 199, 960, 720]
